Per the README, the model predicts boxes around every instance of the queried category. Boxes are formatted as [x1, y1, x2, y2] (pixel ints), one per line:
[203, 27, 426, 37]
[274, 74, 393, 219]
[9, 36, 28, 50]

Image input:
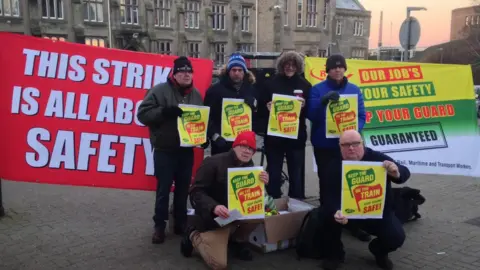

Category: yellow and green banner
[306, 57, 480, 177]
[341, 161, 387, 219]
[326, 94, 359, 138]
[227, 167, 265, 219]
[177, 104, 210, 147]
[267, 94, 302, 139]
[221, 98, 252, 141]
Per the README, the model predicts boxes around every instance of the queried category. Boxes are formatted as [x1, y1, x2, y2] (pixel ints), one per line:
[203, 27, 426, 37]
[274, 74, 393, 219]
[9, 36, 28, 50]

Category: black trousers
[265, 145, 305, 199]
[153, 148, 194, 230]
[319, 208, 406, 259]
[313, 147, 341, 205]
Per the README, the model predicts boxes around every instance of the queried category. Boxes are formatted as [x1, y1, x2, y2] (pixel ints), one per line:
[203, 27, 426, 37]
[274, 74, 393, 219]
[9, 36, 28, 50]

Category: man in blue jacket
[307, 54, 366, 203]
[317, 130, 410, 270]
[307, 54, 370, 242]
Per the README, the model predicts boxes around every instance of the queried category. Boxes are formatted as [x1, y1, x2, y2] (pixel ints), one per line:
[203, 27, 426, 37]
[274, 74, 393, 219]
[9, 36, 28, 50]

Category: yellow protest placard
[267, 94, 302, 139]
[341, 161, 387, 219]
[227, 166, 265, 219]
[221, 98, 252, 142]
[177, 104, 210, 147]
[326, 94, 359, 138]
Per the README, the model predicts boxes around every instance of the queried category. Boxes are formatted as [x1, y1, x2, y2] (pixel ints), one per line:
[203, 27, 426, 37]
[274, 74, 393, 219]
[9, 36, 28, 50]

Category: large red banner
[0, 33, 213, 191]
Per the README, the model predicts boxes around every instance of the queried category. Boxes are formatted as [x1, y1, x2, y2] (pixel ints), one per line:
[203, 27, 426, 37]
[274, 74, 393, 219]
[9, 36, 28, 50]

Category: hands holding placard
[213, 170, 269, 219]
[334, 210, 348, 225]
[383, 160, 400, 178]
[321, 91, 340, 105]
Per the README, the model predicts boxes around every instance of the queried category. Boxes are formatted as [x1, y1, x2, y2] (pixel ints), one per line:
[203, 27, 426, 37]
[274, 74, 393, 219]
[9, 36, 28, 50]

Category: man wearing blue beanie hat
[227, 53, 248, 73]
[204, 53, 258, 155]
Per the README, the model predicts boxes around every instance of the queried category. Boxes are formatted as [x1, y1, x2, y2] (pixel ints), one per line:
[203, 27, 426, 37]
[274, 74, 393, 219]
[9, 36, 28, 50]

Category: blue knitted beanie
[227, 53, 247, 72]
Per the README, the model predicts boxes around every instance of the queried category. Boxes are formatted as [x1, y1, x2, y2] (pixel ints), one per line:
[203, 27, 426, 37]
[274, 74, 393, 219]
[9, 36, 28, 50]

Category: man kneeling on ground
[319, 130, 411, 270]
[181, 131, 269, 269]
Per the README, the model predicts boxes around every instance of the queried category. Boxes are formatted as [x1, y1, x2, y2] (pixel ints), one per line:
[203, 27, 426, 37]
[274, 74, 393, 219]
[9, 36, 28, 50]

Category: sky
[360, 0, 476, 48]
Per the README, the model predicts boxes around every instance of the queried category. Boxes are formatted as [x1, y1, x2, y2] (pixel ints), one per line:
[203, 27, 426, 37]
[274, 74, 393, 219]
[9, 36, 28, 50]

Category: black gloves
[212, 136, 228, 149]
[321, 91, 340, 105]
[162, 106, 183, 118]
[244, 96, 257, 110]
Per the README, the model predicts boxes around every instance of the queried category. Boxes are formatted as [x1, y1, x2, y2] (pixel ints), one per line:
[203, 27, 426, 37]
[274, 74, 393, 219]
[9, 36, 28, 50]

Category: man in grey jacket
[137, 56, 204, 244]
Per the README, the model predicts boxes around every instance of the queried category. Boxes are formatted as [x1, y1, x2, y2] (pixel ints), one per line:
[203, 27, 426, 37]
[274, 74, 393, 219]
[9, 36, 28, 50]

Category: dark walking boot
[321, 259, 341, 270]
[180, 227, 195, 258]
[229, 242, 253, 261]
[152, 228, 165, 244]
[374, 255, 394, 270]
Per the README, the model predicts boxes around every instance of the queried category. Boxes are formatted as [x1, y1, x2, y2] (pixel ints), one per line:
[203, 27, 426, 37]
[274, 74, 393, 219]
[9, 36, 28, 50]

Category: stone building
[331, 0, 371, 59]
[0, 0, 257, 68]
[450, 5, 480, 41]
[0, 0, 371, 65]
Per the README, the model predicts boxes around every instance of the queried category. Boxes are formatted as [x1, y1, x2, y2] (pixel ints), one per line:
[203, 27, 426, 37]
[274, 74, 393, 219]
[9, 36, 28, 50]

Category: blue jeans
[153, 149, 194, 230]
[265, 146, 305, 199]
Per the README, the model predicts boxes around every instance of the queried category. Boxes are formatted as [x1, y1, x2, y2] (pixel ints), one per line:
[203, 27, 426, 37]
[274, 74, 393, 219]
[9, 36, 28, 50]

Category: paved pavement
[1, 145, 480, 270]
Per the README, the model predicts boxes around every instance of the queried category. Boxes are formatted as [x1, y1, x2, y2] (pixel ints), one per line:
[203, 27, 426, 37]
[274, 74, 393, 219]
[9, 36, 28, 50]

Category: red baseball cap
[232, 131, 256, 151]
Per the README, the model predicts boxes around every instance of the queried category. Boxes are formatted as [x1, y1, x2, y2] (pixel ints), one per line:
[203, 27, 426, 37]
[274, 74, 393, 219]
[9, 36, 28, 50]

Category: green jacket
[137, 79, 203, 151]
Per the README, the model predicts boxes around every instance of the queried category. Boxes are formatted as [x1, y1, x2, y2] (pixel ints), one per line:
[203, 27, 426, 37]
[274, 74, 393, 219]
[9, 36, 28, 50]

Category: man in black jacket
[258, 51, 311, 199]
[319, 130, 410, 270]
[137, 56, 204, 244]
[204, 53, 257, 155]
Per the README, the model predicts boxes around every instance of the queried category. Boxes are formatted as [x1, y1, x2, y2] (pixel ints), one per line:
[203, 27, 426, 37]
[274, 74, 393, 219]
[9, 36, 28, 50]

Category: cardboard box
[248, 197, 314, 253]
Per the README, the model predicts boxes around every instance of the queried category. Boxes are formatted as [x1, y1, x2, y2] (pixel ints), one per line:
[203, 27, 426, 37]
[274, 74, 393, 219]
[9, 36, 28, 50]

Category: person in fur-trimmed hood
[257, 51, 312, 199]
[204, 54, 258, 155]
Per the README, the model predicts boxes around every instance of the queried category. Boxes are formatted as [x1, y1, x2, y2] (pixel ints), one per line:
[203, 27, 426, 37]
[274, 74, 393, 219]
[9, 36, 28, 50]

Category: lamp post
[404, 7, 427, 61]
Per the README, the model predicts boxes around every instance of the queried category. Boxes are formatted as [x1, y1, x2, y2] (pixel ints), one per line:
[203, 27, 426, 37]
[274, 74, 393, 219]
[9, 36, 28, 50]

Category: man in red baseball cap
[181, 131, 269, 269]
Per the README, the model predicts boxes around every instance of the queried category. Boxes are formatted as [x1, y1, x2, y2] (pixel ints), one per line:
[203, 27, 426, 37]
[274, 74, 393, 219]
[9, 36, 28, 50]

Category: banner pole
[0, 178, 4, 217]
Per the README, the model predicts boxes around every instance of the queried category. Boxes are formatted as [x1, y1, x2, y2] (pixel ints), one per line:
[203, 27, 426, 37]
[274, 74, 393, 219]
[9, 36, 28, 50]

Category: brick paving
[1, 147, 480, 270]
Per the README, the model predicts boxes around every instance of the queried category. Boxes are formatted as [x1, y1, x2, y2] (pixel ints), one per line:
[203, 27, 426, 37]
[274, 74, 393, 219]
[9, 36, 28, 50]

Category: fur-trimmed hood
[216, 64, 256, 84]
[276, 51, 305, 75]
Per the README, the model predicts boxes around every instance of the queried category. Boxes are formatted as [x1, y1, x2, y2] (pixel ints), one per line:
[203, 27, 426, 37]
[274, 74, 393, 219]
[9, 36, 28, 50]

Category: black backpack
[295, 207, 325, 260]
[392, 187, 426, 223]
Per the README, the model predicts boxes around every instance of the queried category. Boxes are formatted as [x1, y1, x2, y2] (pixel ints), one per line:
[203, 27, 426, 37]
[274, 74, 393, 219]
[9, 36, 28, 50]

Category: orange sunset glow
[361, 0, 476, 48]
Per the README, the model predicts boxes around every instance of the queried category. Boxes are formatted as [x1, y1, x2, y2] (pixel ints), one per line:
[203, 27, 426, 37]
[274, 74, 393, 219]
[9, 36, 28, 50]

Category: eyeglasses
[340, 141, 362, 148]
[238, 145, 255, 153]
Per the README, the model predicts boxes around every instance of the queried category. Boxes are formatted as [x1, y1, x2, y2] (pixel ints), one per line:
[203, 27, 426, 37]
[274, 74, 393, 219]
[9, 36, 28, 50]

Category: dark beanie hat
[173, 56, 193, 74]
[326, 54, 347, 72]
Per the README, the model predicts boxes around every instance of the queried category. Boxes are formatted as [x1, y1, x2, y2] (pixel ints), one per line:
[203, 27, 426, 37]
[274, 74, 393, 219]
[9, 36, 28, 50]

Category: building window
[0, 0, 21, 17]
[296, 0, 303, 27]
[212, 3, 226, 30]
[335, 20, 342, 35]
[120, 0, 138, 24]
[354, 21, 364, 36]
[241, 6, 251, 32]
[188, 42, 200, 58]
[185, 1, 200, 29]
[42, 0, 64, 19]
[84, 0, 104, 22]
[85, 37, 106, 47]
[466, 16, 469, 26]
[154, 0, 171, 27]
[352, 49, 365, 59]
[212, 43, 226, 66]
[306, 0, 317, 27]
[151, 40, 172, 55]
[43, 36, 66, 42]
[282, 0, 288, 26]
[322, 0, 329, 29]
[237, 43, 253, 52]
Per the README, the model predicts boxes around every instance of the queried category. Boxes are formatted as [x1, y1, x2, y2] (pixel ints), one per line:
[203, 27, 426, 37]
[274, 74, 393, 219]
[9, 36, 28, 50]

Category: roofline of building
[452, 5, 480, 13]
[335, 8, 372, 17]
